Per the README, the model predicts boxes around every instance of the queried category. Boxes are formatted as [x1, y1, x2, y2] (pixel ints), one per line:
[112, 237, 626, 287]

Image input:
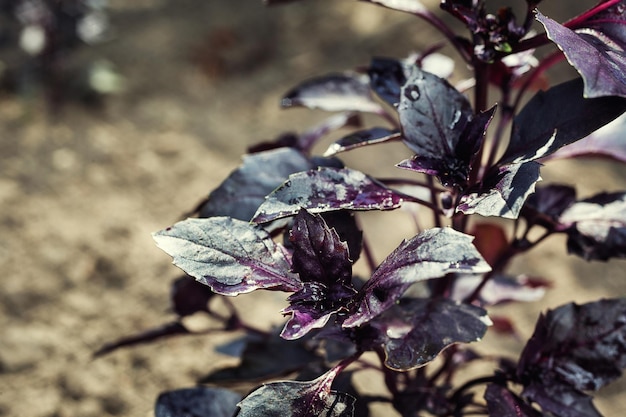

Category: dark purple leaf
[360, 0, 427, 15]
[200, 334, 321, 383]
[235, 369, 355, 417]
[199, 148, 314, 221]
[321, 211, 363, 263]
[457, 161, 542, 219]
[399, 66, 473, 160]
[522, 184, 577, 229]
[344, 228, 491, 328]
[94, 322, 190, 357]
[484, 384, 544, 417]
[500, 78, 626, 164]
[397, 105, 496, 187]
[537, 8, 626, 98]
[323, 127, 401, 157]
[523, 378, 601, 417]
[281, 211, 357, 339]
[543, 114, 626, 163]
[560, 192, 626, 260]
[368, 298, 490, 370]
[252, 167, 405, 223]
[153, 217, 302, 295]
[155, 387, 241, 417]
[368, 57, 411, 106]
[170, 275, 215, 317]
[518, 299, 626, 393]
[281, 73, 383, 114]
[451, 274, 547, 306]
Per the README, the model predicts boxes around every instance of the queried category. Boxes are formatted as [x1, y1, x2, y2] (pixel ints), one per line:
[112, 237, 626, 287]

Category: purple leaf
[235, 369, 355, 417]
[199, 148, 314, 221]
[155, 387, 241, 417]
[518, 299, 626, 393]
[153, 217, 302, 295]
[397, 106, 496, 187]
[522, 378, 601, 417]
[542, 114, 626, 163]
[323, 127, 401, 157]
[522, 184, 577, 230]
[170, 275, 215, 317]
[321, 211, 363, 263]
[537, 8, 626, 98]
[344, 228, 491, 328]
[281, 73, 383, 113]
[281, 210, 357, 340]
[560, 192, 626, 260]
[94, 322, 191, 357]
[457, 161, 542, 219]
[500, 78, 626, 164]
[484, 384, 544, 417]
[399, 66, 473, 160]
[360, 0, 427, 15]
[252, 167, 405, 223]
[368, 298, 490, 370]
[200, 334, 321, 383]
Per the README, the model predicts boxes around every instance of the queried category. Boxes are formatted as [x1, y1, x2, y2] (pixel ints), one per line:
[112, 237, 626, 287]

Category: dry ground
[0, 1, 624, 416]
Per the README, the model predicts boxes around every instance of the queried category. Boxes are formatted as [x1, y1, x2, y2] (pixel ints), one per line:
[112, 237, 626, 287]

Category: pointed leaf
[281, 73, 383, 113]
[235, 370, 355, 417]
[500, 78, 626, 164]
[199, 148, 314, 221]
[399, 66, 473, 159]
[543, 114, 626, 163]
[369, 298, 490, 370]
[200, 334, 320, 383]
[321, 211, 363, 263]
[560, 192, 626, 260]
[484, 384, 544, 417]
[344, 228, 491, 328]
[153, 217, 302, 295]
[155, 387, 241, 417]
[537, 9, 626, 98]
[457, 161, 542, 219]
[323, 127, 401, 156]
[252, 167, 405, 223]
[518, 299, 626, 392]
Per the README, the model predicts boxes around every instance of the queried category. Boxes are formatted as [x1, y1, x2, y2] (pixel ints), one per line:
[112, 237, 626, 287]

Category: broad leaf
[543, 114, 626, 163]
[537, 8, 626, 98]
[457, 161, 542, 219]
[523, 377, 601, 417]
[368, 298, 490, 370]
[281, 211, 357, 339]
[500, 78, 626, 164]
[199, 148, 314, 221]
[323, 127, 401, 156]
[155, 387, 241, 417]
[344, 228, 491, 328]
[560, 192, 626, 260]
[484, 384, 544, 417]
[235, 369, 355, 417]
[518, 299, 626, 393]
[200, 334, 320, 383]
[398, 106, 496, 187]
[153, 217, 302, 295]
[252, 167, 405, 223]
[170, 275, 215, 317]
[282, 73, 383, 113]
[399, 66, 473, 159]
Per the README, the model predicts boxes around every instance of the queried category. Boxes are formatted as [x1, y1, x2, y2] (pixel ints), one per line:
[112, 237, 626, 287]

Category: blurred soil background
[0, 0, 624, 416]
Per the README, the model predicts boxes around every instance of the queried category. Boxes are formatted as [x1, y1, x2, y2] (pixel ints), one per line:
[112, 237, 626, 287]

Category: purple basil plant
[98, 1, 626, 416]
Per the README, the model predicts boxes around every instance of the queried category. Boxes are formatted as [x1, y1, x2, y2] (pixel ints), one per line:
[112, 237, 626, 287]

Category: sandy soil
[0, 1, 624, 416]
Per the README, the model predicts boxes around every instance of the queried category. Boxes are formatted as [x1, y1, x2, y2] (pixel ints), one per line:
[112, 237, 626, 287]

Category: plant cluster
[99, 1, 626, 416]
